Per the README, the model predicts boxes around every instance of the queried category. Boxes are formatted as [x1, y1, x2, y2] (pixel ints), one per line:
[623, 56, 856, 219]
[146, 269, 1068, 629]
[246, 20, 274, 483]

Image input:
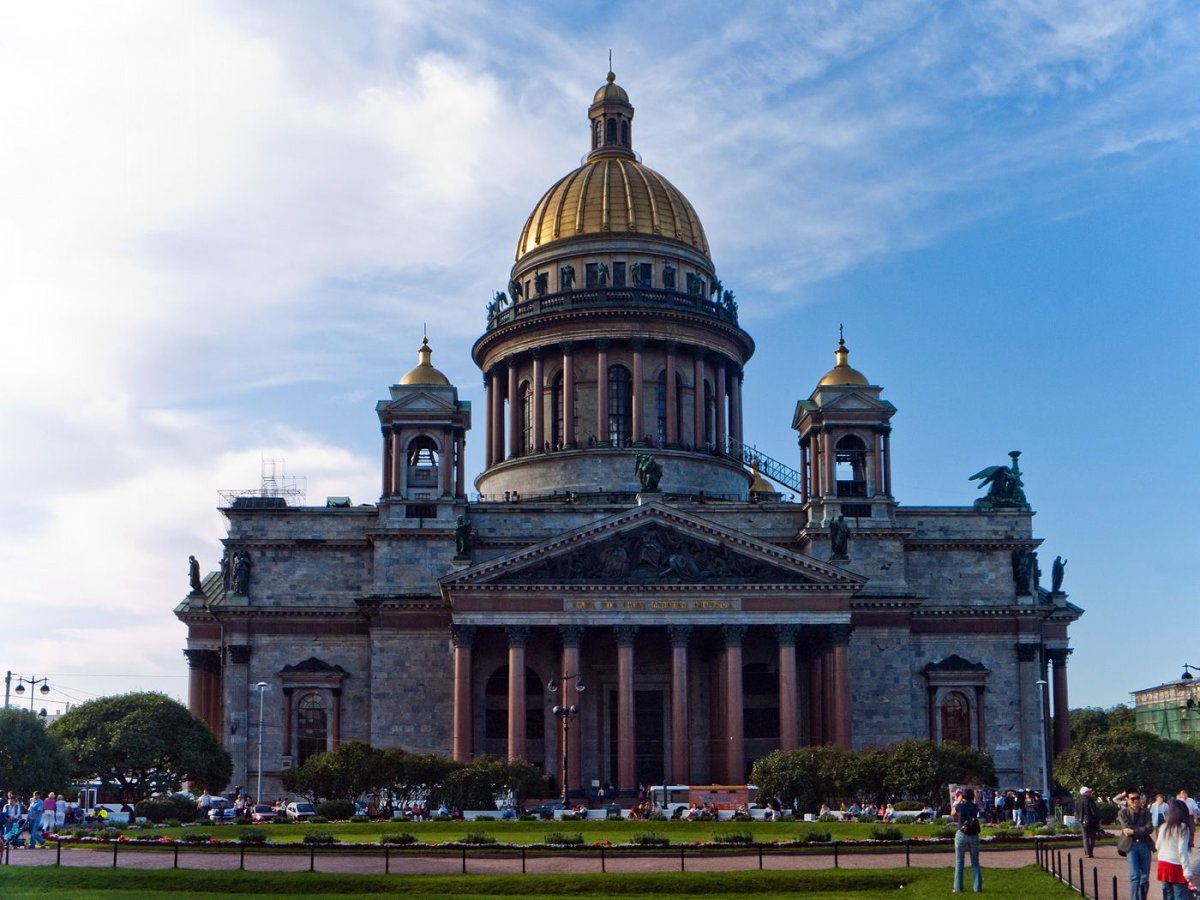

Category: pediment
[442, 502, 863, 589]
[818, 391, 894, 412]
[378, 390, 458, 412]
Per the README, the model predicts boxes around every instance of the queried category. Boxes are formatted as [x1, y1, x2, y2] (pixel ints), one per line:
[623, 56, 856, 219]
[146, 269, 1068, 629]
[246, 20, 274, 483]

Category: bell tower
[792, 334, 896, 526]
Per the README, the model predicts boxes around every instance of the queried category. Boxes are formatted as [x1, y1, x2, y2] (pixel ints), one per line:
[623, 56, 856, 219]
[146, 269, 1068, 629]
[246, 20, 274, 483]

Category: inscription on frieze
[566, 598, 738, 612]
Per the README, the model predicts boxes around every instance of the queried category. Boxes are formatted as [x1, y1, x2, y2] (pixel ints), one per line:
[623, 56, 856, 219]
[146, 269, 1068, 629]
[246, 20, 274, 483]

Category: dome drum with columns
[179, 70, 1082, 804]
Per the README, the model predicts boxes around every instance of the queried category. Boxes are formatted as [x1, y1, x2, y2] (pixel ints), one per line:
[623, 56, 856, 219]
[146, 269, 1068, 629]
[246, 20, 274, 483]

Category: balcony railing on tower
[486, 287, 739, 330]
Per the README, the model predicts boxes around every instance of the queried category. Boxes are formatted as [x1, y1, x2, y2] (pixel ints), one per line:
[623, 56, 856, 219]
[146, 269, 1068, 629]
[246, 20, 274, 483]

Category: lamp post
[7, 673, 50, 712]
[548, 673, 585, 805]
[255, 682, 269, 803]
[1036, 678, 1051, 819]
[1180, 664, 1200, 681]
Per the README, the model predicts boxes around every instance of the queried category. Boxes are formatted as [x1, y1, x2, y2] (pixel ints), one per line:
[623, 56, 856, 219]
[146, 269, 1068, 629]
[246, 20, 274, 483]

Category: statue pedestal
[223, 592, 250, 608]
[636, 490, 662, 506]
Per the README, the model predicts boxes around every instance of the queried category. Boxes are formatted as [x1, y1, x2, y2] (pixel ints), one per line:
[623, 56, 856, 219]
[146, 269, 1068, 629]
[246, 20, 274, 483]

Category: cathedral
[177, 72, 1082, 801]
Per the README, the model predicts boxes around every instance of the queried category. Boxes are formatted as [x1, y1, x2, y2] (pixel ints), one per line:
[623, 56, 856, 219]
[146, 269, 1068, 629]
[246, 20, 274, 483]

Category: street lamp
[255, 682, 270, 803]
[1180, 664, 1200, 681]
[7, 673, 50, 712]
[548, 673, 585, 805]
[1036, 678, 1051, 819]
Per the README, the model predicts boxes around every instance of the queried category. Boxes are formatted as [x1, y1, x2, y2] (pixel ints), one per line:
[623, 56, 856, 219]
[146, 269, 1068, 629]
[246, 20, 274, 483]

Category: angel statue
[508, 279, 523, 303]
[635, 453, 662, 492]
[969, 450, 1028, 509]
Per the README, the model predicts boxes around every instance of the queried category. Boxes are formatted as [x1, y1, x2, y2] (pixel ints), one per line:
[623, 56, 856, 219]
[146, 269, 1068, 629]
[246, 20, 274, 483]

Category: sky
[2, 0, 1198, 718]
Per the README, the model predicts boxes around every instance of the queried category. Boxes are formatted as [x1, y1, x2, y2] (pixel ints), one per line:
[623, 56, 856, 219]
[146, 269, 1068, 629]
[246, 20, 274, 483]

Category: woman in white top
[1156, 798, 1195, 900]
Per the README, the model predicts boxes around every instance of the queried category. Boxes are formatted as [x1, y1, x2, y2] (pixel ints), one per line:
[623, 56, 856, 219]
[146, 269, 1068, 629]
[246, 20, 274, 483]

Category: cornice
[902, 538, 1042, 552]
[224, 539, 370, 551]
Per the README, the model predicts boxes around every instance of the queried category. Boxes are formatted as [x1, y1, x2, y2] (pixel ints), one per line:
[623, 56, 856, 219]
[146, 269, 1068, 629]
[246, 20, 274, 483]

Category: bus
[648, 784, 759, 816]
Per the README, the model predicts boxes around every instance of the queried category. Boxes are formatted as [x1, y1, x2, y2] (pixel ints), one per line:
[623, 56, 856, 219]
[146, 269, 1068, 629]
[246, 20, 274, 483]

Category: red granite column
[439, 430, 452, 496]
[715, 361, 727, 450]
[631, 340, 644, 442]
[776, 625, 800, 751]
[668, 625, 691, 784]
[811, 433, 823, 496]
[692, 354, 705, 447]
[452, 626, 475, 761]
[560, 626, 584, 798]
[882, 430, 892, 497]
[532, 351, 545, 452]
[507, 358, 519, 458]
[872, 429, 884, 497]
[830, 625, 853, 749]
[454, 434, 465, 498]
[1049, 649, 1072, 757]
[729, 369, 742, 446]
[595, 340, 609, 444]
[616, 626, 637, 794]
[390, 428, 404, 498]
[184, 649, 206, 720]
[484, 371, 494, 468]
[800, 439, 810, 503]
[493, 367, 506, 465]
[381, 427, 393, 496]
[723, 626, 746, 782]
[562, 342, 576, 448]
[665, 343, 678, 446]
[807, 634, 824, 745]
[506, 626, 529, 761]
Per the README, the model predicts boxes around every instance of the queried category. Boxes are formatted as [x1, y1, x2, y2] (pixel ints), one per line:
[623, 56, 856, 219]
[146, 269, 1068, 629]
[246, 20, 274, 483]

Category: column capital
[630, 337, 646, 351]
[721, 624, 747, 646]
[560, 340, 575, 354]
[774, 624, 801, 645]
[828, 624, 853, 646]
[1015, 641, 1041, 662]
[183, 648, 221, 672]
[226, 645, 251, 665]
[559, 625, 584, 648]
[1046, 647, 1072, 666]
[452, 625, 475, 648]
[667, 625, 691, 648]
[530, 346, 543, 360]
[664, 340, 680, 354]
[505, 625, 531, 648]
[594, 337, 611, 351]
[614, 624, 639, 647]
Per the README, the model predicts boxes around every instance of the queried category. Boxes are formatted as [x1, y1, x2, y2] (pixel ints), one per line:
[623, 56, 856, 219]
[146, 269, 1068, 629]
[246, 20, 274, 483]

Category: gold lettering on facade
[623, 600, 645, 609]
[570, 600, 594, 610]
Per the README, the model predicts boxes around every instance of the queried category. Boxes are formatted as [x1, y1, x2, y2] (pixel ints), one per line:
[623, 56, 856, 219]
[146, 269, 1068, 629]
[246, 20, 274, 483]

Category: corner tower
[472, 72, 755, 498]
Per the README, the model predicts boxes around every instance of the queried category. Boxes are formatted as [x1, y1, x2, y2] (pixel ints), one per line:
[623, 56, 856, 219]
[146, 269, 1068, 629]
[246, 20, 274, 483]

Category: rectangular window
[640, 263, 653, 287]
[585, 263, 599, 288]
[612, 262, 626, 287]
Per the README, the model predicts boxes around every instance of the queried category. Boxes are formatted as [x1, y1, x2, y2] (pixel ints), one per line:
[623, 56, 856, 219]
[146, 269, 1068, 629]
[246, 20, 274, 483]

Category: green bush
[238, 827, 268, 843]
[1097, 802, 1119, 825]
[302, 832, 339, 845]
[544, 832, 584, 846]
[309, 816, 330, 824]
[800, 830, 831, 843]
[933, 825, 958, 839]
[869, 826, 903, 841]
[164, 819, 183, 828]
[350, 815, 369, 823]
[817, 813, 839, 823]
[97, 828, 122, 840]
[181, 832, 212, 843]
[713, 830, 754, 844]
[631, 832, 669, 846]
[517, 814, 538, 821]
[316, 800, 355, 821]
[379, 833, 417, 845]
[893, 800, 925, 812]
[473, 815, 496, 821]
[135, 795, 198, 824]
[462, 830, 497, 845]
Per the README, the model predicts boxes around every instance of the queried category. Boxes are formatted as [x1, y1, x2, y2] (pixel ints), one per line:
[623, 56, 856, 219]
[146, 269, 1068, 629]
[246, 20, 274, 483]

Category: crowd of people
[0, 790, 103, 849]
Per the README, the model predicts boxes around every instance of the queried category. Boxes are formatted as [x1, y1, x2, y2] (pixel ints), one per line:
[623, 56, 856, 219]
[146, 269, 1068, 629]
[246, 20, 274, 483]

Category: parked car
[250, 804, 281, 824]
[285, 801, 316, 821]
[524, 800, 565, 819]
[208, 799, 237, 824]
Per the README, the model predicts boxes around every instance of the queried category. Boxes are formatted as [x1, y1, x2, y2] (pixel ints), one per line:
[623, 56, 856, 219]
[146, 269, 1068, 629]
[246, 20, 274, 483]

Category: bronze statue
[508, 279, 522, 303]
[1051, 555, 1067, 593]
[597, 263, 609, 287]
[220, 549, 231, 592]
[830, 515, 850, 560]
[454, 515, 474, 557]
[233, 551, 251, 595]
[188, 555, 203, 594]
[535, 272, 548, 296]
[635, 453, 663, 492]
[969, 450, 1028, 509]
[560, 265, 575, 290]
[1011, 550, 1034, 595]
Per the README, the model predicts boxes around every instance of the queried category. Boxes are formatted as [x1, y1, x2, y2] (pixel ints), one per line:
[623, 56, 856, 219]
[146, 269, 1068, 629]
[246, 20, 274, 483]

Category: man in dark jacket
[1117, 789, 1155, 900]
[1075, 786, 1100, 858]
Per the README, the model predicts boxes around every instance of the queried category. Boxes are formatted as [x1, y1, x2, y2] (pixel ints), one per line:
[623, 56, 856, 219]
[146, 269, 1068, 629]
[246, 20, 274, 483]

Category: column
[484, 372, 494, 469]
[562, 343, 576, 447]
[807, 632, 824, 745]
[872, 428, 885, 497]
[974, 685, 987, 749]
[668, 625, 691, 784]
[226, 645, 251, 789]
[439, 430, 452, 496]
[729, 369, 742, 447]
[692, 353, 705, 447]
[882, 429, 892, 496]
[829, 624, 853, 748]
[454, 434, 465, 498]
[452, 626, 475, 761]
[715, 360, 727, 451]
[532, 351, 545, 452]
[775, 625, 800, 751]
[810, 433, 822, 497]
[282, 688, 293, 761]
[492, 367, 506, 465]
[332, 688, 342, 747]
[631, 339, 644, 443]
[825, 428, 837, 498]
[507, 358, 519, 458]
[1049, 648, 1072, 757]
[722, 626, 746, 783]
[736, 373, 745, 443]
[665, 343, 678, 446]
[1015, 642, 1043, 791]
[560, 626, 584, 799]
[595, 339, 609, 444]
[800, 439, 810, 503]
[381, 427, 393, 496]
[183, 649, 208, 721]
[390, 427, 404, 499]
[615, 625, 637, 794]
[506, 626, 529, 761]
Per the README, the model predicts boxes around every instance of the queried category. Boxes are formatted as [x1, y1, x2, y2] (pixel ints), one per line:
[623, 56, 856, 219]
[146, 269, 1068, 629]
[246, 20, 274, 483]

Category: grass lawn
[0, 864, 1076, 898]
[100, 818, 1081, 846]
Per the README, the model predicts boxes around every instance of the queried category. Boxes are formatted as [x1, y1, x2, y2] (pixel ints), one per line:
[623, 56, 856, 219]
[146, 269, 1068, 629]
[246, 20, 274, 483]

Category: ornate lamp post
[548, 673, 585, 805]
[6, 673, 50, 712]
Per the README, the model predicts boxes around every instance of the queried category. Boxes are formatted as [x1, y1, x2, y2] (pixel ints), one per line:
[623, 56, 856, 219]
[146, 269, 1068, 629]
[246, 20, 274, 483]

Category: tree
[281, 741, 387, 803]
[440, 756, 542, 811]
[750, 745, 858, 813]
[1070, 705, 1135, 744]
[48, 692, 230, 802]
[0, 709, 72, 795]
[1055, 726, 1200, 797]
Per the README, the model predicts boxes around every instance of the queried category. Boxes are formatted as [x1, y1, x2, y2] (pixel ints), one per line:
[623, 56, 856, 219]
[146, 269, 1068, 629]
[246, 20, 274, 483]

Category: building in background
[1132, 668, 1200, 742]
[177, 72, 1082, 800]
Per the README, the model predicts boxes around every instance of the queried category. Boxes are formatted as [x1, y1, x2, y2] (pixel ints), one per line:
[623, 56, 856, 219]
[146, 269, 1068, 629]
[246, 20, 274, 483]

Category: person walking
[1075, 786, 1100, 858]
[1156, 798, 1196, 900]
[27, 792, 45, 848]
[952, 787, 983, 893]
[1117, 788, 1155, 900]
[42, 793, 57, 834]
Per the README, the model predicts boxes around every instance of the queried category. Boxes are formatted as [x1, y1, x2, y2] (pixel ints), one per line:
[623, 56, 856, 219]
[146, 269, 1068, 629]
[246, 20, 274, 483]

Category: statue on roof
[188, 555, 203, 594]
[560, 265, 575, 290]
[830, 515, 850, 560]
[635, 453, 662, 492]
[969, 450, 1028, 509]
[508, 279, 523, 303]
[1051, 555, 1067, 593]
[455, 515, 475, 558]
[233, 551, 251, 595]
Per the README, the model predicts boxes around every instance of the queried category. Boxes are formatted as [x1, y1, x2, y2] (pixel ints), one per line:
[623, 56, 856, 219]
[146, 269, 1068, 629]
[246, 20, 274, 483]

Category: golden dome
[399, 337, 451, 386]
[817, 336, 869, 387]
[516, 158, 709, 261]
[748, 461, 775, 496]
[593, 70, 629, 104]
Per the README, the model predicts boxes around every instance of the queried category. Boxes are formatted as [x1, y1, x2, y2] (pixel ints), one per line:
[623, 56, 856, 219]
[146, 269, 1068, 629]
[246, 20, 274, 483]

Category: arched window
[835, 435, 868, 497]
[520, 381, 533, 455]
[607, 365, 632, 446]
[297, 693, 328, 765]
[594, 119, 602, 149]
[703, 381, 715, 448]
[406, 436, 440, 489]
[606, 117, 616, 144]
[551, 371, 563, 449]
[940, 691, 971, 747]
[620, 119, 629, 146]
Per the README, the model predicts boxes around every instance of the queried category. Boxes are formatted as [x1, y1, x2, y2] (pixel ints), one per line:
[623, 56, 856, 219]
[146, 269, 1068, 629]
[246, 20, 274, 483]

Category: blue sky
[2, 1, 1197, 716]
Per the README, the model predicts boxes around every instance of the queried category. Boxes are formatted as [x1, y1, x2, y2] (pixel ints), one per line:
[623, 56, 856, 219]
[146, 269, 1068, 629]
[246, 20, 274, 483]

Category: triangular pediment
[817, 390, 894, 412]
[378, 390, 458, 413]
[442, 502, 864, 589]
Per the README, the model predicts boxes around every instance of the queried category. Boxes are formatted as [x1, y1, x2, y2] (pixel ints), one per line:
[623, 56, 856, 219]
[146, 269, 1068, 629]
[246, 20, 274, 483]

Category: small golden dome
[399, 337, 451, 386]
[817, 336, 869, 387]
[749, 461, 775, 496]
[516, 158, 709, 261]
[593, 71, 629, 104]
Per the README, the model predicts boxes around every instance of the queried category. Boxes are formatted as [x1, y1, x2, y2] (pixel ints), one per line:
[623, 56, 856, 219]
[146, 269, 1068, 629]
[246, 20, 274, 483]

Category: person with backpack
[952, 787, 983, 893]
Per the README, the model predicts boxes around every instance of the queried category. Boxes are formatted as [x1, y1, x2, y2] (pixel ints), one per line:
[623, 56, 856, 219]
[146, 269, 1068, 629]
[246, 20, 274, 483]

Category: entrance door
[607, 688, 666, 790]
